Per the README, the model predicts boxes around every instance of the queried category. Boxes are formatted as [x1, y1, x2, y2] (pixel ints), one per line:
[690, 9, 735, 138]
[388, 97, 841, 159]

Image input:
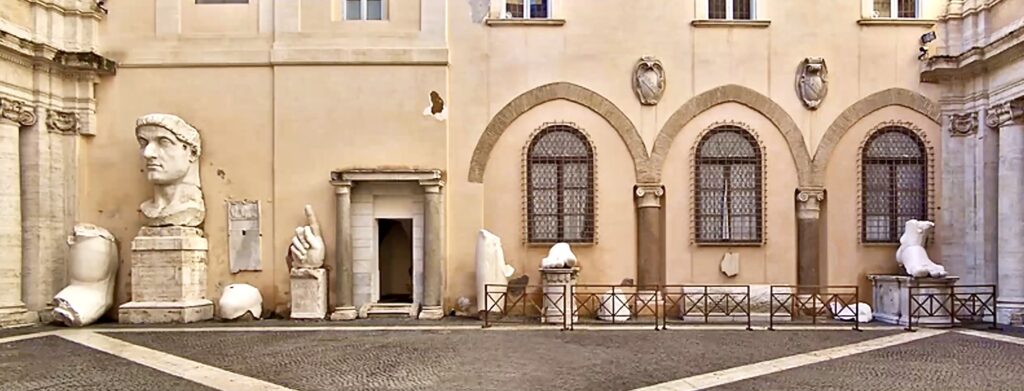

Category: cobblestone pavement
[1, 327, 1022, 391]
[713, 332, 1024, 391]
[0, 336, 211, 391]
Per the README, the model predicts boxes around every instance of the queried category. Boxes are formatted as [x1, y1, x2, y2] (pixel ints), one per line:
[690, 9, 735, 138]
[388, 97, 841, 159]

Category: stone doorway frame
[329, 169, 445, 320]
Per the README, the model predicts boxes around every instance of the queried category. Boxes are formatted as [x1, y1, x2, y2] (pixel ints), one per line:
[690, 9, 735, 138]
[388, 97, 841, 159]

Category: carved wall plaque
[796, 57, 829, 110]
[46, 110, 81, 134]
[633, 56, 665, 105]
[948, 112, 977, 137]
[228, 200, 261, 273]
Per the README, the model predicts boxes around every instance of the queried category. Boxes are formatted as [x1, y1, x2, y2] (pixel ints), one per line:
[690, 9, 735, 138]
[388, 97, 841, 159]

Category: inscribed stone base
[118, 299, 214, 324]
[540, 267, 579, 325]
[330, 306, 358, 321]
[0, 306, 39, 328]
[289, 268, 327, 319]
[996, 303, 1024, 326]
[119, 227, 213, 324]
[418, 305, 444, 320]
[868, 274, 960, 327]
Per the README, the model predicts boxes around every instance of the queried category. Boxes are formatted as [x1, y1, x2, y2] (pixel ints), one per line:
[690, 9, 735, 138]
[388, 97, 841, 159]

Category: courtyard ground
[1, 321, 1023, 390]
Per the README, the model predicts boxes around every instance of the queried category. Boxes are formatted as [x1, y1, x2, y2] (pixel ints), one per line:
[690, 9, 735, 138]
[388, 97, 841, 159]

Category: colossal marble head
[134, 114, 205, 227]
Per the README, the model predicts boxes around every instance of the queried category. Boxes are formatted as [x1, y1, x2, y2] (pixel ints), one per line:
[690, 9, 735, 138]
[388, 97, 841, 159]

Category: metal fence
[482, 283, 568, 329]
[662, 285, 752, 330]
[569, 285, 662, 330]
[906, 284, 998, 331]
[768, 285, 861, 330]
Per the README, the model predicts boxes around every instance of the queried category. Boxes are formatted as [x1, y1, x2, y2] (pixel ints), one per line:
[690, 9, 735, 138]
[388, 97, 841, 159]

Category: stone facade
[1, 0, 1022, 325]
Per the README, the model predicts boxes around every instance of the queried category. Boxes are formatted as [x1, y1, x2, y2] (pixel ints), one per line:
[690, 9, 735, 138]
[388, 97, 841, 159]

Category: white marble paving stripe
[58, 330, 296, 391]
[85, 324, 901, 333]
[0, 330, 59, 344]
[956, 329, 1024, 346]
[632, 329, 947, 391]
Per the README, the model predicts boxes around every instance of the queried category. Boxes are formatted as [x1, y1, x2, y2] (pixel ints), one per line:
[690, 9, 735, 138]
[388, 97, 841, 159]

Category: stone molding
[651, 84, 811, 187]
[24, 0, 106, 18]
[985, 98, 1024, 128]
[45, 110, 81, 134]
[811, 88, 941, 187]
[948, 112, 979, 136]
[0, 98, 38, 126]
[796, 187, 826, 219]
[468, 82, 651, 183]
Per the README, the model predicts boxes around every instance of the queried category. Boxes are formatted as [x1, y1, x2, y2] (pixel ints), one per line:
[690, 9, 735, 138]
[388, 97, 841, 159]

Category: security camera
[918, 46, 929, 60]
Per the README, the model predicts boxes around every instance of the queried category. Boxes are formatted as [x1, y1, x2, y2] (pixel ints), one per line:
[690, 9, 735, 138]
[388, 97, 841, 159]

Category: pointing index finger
[304, 205, 322, 237]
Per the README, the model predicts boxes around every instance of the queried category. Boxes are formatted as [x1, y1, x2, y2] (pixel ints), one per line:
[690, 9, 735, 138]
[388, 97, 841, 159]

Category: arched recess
[810, 88, 941, 186]
[468, 82, 652, 183]
[650, 84, 813, 187]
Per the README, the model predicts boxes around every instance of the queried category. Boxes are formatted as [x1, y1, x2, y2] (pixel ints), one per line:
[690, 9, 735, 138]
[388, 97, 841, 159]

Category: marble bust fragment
[475, 229, 515, 312]
[218, 283, 263, 320]
[52, 223, 119, 327]
[540, 242, 578, 269]
[135, 113, 205, 227]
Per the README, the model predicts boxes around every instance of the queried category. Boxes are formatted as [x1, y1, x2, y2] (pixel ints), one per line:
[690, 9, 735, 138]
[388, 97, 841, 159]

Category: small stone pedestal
[540, 267, 578, 325]
[868, 274, 959, 327]
[119, 227, 214, 323]
[290, 268, 327, 319]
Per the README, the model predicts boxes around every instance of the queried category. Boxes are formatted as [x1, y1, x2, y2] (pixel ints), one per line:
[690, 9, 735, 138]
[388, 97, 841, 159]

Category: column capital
[985, 97, 1024, 128]
[948, 111, 978, 137]
[331, 180, 352, 194]
[45, 110, 81, 134]
[420, 179, 445, 193]
[0, 98, 38, 126]
[796, 187, 825, 219]
[635, 183, 664, 208]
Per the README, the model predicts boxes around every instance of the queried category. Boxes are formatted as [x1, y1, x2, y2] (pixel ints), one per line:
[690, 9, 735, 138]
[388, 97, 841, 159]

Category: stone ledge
[857, 18, 937, 26]
[691, 20, 770, 28]
[485, 18, 566, 27]
[118, 299, 214, 324]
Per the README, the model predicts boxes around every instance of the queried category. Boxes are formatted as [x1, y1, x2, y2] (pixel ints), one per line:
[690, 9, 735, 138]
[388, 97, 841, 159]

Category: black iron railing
[482, 283, 567, 330]
[906, 284, 997, 331]
[569, 285, 661, 330]
[768, 285, 861, 331]
[662, 285, 752, 330]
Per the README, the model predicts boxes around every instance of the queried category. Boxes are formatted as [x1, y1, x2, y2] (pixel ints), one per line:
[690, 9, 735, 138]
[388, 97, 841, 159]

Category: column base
[329, 306, 358, 321]
[997, 302, 1024, 326]
[418, 306, 444, 320]
[0, 306, 39, 328]
[118, 299, 213, 324]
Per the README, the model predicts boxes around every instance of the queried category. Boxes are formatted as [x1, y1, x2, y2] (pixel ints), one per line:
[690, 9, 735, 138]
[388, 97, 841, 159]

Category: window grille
[526, 124, 595, 244]
[708, 0, 752, 20]
[861, 126, 928, 243]
[506, 0, 549, 19]
[694, 125, 763, 244]
[897, 0, 917, 18]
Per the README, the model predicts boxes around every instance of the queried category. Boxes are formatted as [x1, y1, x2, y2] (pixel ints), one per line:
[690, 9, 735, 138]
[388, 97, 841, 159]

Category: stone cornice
[921, 21, 1024, 83]
[0, 98, 39, 126]
[985, 98, 1024, 128]
[24, 0, 106, 19]
[949, 112, 979, 136]
[0, 30, 116, 76]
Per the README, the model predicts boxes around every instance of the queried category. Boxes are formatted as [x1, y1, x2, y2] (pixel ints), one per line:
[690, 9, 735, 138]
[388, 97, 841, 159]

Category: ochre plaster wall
[661, 103, 799, 285]
[480, 100, 638, 293]
[181, 0, 259, 36]
[822, 106, 942, 300]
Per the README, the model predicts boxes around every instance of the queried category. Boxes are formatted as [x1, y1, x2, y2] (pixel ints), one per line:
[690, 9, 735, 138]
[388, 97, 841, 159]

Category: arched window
[862, 125, 928, 243]
[526, 124, 595, 244]
[694, 125, 763, 243]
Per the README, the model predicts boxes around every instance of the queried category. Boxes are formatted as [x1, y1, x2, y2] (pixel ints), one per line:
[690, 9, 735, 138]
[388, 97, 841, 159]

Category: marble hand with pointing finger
[288, 205, 325, 269]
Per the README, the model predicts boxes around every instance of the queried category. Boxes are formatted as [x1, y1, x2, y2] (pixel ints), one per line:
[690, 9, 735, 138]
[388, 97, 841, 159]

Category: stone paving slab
[0, 335, 213, 391]
[107, 329, 895, 391]
[712, 332, 1024, 391]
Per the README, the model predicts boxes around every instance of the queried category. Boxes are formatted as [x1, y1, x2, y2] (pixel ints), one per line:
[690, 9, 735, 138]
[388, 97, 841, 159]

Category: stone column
[990, 99, 1024, 324]
[419, 179, 445, 319]
[635, 184, 664, 287]
[796, 188, 825, 288]
[330, 180, 357, 320]
[0, 99, 37, 327]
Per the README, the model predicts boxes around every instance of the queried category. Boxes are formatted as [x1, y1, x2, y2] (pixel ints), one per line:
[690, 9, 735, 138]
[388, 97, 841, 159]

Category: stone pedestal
[290, 268, 327, 319]
[540, 267, 578, 325]
[119, 227, 213, 323]
[868, 274, 959, 327]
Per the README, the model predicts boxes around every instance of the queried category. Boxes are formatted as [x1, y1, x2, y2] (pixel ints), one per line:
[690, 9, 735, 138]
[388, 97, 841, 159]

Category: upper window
[873, 0, 918, 18]
[526, 124, 595, 244]
[195, 0, 248, 3]
[345, 0, 387, 21]
[861, 126, 928, 243]
[708, 0, 754, 20]
[505, 0, 550, 19]
[694, 125, 763, 244]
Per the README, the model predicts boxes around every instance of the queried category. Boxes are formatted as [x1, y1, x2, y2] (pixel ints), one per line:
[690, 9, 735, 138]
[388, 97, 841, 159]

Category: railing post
[769, 285, 775, 331]
[745, 285, 752, 331]
[905, 285, 915, 332]
[483, 284, 489, 328]
[854, 286, 860, 331]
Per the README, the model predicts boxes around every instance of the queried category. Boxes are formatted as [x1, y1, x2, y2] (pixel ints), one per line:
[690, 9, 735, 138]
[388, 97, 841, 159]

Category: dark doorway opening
[378, 218, 413, 303]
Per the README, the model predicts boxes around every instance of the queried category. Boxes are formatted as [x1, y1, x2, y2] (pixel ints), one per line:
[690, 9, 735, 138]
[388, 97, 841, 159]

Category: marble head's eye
[159, 137, 173, 147]
[137, 138, 148, 147]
